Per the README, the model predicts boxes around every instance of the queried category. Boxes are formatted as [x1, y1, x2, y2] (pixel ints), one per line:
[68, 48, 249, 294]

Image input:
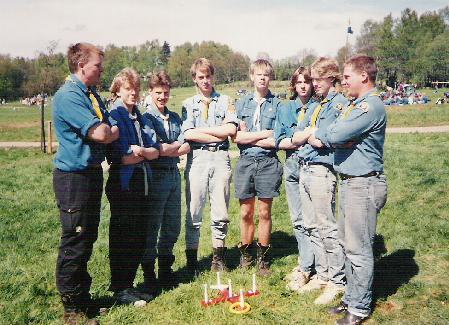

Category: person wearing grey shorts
[234, 59, 283, 277]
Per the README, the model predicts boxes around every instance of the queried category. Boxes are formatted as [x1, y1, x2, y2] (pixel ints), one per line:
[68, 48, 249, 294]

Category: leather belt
[194, 146, 227, 152]
[339, 171, 380, 180]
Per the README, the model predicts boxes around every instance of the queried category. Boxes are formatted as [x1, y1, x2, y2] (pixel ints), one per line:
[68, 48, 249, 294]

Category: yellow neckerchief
[310, 98, 329, 127]
[200, 97, 212, 122]
[342, 91, 379, 119]
[65, 75, 103, 121]
[298, 106, 306, 123]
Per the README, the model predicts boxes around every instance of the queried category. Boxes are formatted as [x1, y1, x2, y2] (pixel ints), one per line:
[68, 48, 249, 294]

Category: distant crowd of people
[380, 83, 430, 106]
[20, 94, 49, 106]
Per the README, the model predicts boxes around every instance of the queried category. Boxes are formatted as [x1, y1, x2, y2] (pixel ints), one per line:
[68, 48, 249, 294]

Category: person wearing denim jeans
[317, 55, 387, 324]
[275, 66, 318, 288]
[141, 71, 191, 293]
[181, 58, 238, 273]
[291, 57, 348, 305]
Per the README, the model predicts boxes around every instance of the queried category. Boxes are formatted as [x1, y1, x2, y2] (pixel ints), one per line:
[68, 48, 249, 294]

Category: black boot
[256, 242, 271, 277]
[211, 247, 229, 272]
[158, 254, 177, 289]
[238, 242, 254, 269]
[185, 249, 199, 277]
[141, 260, 159, 295]
[61, 292, 99, 325]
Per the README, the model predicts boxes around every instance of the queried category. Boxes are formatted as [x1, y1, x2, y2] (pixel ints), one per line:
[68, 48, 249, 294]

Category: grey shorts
[234, 155, 283, 200]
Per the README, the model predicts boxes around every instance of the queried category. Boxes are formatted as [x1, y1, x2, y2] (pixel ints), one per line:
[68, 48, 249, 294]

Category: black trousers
[106, 168, 150, 293]
[53, 167, 103, 308]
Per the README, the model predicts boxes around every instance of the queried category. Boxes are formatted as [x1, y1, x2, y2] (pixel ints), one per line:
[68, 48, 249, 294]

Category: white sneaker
[295, 277, 328, 293]
[286, 271, 311, 291]
[313, 283, 345, 305]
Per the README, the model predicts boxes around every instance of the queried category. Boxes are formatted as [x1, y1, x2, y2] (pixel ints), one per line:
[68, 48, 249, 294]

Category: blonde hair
[109, 68, 141, 101]
[67, 43, 104, 73]
[311, 57, 341, 85]
[190, 58, 215, 78]
[250, 59, 274, 79]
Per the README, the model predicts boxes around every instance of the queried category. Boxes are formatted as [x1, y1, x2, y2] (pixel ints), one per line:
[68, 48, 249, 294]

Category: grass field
[0, 133, 448, 324]
[1, 85, 448, 142]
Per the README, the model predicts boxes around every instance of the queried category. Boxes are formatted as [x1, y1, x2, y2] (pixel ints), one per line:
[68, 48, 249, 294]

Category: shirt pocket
[214, 108, 226, 125]
[170, 122, 181, 141]
[261, 108, 277, 130]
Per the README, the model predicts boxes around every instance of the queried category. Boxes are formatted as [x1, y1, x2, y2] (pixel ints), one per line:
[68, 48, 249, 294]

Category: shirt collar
[249, 90, 274, 103]
[67, 74, 88, 93]
[353, 88, 378, 105]
[146, 101, 169, 118]
[194, 89, 220, 103]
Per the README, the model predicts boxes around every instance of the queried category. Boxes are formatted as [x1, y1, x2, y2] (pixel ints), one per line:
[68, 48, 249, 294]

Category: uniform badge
[336, 103, 343, 111]
[359, 102, 369, 112]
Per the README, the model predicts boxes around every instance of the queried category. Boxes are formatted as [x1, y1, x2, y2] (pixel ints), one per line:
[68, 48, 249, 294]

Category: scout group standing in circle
[53, 42, 387, 325]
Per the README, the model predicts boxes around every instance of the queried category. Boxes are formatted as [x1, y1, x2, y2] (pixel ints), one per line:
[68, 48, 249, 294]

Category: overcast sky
[1, 0, 447, 60]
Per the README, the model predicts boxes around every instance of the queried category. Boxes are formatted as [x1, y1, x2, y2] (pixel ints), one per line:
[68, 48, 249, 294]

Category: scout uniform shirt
[298, 91, 348, 165]
[274, 97, 319, 159]
[317, 88, 386, 176]
[181, 90, 238, 149]
[143, 103, 184, 168]
[53, 74, 116, 171]
[236, 91, 282, 157]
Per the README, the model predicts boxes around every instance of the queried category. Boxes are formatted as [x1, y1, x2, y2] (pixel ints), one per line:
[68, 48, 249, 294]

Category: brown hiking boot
[211, 247, 229, 272]
[238, 242, 254, 269]
[63, 309, 99, 325]
[256, 242, 271, 277]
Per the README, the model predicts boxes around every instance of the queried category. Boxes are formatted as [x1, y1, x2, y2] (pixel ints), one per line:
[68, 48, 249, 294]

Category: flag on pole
[347, 18, 353, 34]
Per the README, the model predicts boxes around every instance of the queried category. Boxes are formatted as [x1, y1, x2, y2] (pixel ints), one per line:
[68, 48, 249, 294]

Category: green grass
[2, 85, 448, 142]
[0, 133, 448, 324]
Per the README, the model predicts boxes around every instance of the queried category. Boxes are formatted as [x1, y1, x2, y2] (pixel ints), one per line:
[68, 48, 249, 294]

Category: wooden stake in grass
[47, 121, 52, 154]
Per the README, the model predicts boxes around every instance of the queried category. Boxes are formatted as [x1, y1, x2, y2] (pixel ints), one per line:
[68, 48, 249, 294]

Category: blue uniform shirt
[107, 99, 160, 190]
[274, 97, 319, 159]
[317, 88, 386, 176]
[143, 103, 184, 168]
[298, 91, 348, 165]
[53, 74, 116, 171]
[181, 90, 238, 149]
[236, 91, 282, 157]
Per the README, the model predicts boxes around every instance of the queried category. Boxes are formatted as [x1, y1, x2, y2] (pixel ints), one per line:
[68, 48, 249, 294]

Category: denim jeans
[141, 166, 181, 267]
[284, 154, 314, 273]
[339, 174, 387, 317]
[299, 164, 345, 285]
[185, 149, 232, 249]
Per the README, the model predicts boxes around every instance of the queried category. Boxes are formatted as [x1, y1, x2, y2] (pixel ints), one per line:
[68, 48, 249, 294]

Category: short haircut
[109, 68, 141, 97]
[289, 66, 313, 100]
[311, 57, 341, 84]
[190, 58, 215, 78]
[250, 59, 274, 79]
[148, 71, 171, 90]
[67, 42, 104, 73]
[345, 55, 377, 82]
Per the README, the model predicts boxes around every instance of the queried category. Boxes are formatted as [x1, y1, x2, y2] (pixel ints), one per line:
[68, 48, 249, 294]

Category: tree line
[0, 6, 448, 100]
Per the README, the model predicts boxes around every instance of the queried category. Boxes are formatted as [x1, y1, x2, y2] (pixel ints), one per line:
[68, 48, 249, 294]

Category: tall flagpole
[345, 18, 351, 61]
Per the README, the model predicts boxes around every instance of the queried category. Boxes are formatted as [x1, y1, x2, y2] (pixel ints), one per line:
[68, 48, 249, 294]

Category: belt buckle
[209, 146, 218, 152]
